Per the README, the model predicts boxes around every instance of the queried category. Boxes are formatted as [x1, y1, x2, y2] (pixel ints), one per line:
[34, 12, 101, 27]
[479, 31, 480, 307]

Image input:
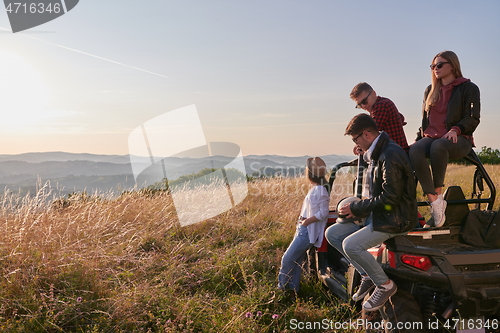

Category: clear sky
[0, 1, 499, 157]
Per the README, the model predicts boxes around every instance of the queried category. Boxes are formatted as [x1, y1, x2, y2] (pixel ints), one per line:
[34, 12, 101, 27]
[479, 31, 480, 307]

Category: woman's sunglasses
[430, 61, 451, 70]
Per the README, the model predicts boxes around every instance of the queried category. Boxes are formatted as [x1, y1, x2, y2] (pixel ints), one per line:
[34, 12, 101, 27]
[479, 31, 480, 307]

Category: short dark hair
[350, 82, 373, 99]
[345, 113, 379, 136]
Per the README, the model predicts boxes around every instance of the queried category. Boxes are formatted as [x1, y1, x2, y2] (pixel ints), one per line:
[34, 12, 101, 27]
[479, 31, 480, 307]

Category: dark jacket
[416, 80, 480, 141]
[350, 132, 418, 233]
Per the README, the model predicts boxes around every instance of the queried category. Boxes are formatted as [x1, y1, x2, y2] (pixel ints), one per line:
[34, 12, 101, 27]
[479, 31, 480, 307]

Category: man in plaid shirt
[350, 82, 409, 152]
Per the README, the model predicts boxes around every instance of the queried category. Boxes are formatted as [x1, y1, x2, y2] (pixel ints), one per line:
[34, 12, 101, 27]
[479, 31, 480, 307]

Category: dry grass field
[0, 164, 498, 332]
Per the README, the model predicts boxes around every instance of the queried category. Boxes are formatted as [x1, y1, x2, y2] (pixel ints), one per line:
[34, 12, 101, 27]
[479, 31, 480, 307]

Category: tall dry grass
[0, 176, 358, 332]
[416, 164, 500, 220]
[0, 164, 497, 332]
[436, 164, 500, 211]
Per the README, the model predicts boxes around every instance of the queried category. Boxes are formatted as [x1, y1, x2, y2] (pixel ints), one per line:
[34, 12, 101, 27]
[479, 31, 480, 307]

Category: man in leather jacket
[325, 113, 417, 312]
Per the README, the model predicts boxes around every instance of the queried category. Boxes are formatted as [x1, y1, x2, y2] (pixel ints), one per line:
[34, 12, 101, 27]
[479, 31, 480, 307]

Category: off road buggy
[310, 150, 500, 333]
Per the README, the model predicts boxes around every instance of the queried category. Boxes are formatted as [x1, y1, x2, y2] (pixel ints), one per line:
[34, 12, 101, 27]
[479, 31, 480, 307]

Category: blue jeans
[278, 224, 313, 292]
[325, 220, 403, 286]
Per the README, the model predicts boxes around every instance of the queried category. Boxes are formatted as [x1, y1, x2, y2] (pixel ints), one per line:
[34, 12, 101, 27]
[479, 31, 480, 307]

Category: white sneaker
[430, 195, 447, 228]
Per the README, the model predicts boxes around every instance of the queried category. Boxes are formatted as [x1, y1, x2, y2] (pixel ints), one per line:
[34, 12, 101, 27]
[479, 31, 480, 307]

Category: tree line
[477, 146, 500, 164]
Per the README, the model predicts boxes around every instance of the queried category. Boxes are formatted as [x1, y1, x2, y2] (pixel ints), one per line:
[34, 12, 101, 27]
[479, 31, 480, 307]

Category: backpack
[460, 209, 500, 248]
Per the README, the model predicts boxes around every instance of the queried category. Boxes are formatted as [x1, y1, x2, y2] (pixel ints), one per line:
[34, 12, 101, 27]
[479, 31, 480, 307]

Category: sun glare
[0, 50, 50, 130]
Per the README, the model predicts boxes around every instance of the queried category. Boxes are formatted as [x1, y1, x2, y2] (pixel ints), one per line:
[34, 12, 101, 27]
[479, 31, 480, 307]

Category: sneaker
[362, 280, 397, 312]
[430, 195, 447, 228]
[352, 277, 375, 301]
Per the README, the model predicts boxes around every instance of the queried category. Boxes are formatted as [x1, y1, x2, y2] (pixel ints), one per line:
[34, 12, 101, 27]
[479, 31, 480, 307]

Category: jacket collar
[364, 132, 381, 163]
[370, 131, 390, 161]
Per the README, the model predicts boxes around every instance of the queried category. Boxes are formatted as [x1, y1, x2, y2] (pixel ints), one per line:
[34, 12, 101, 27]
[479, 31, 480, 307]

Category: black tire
[362, 289, 427, 333]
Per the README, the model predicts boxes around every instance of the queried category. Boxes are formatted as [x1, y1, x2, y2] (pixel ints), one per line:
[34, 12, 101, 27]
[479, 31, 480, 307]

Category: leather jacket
[416, 80, 480, 141]
[350, 132, 418, 234]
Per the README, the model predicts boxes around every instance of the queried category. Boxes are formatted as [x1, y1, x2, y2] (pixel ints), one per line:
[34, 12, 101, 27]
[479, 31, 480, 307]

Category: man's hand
[339, 203, 355, 218]
[352, 145, 363, 155]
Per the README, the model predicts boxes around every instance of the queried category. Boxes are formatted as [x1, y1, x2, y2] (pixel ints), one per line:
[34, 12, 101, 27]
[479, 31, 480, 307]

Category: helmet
[336, 196, 364, 224]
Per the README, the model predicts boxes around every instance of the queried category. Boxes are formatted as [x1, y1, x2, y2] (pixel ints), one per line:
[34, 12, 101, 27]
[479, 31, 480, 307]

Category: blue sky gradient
[0, 1, 498, 156]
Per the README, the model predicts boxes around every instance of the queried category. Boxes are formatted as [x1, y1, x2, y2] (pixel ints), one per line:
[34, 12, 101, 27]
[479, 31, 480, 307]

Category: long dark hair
[306, 167, 328, 189]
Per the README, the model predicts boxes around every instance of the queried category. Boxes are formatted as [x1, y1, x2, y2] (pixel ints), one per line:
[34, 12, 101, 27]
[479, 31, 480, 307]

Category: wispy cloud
[0, 26, 169, 79]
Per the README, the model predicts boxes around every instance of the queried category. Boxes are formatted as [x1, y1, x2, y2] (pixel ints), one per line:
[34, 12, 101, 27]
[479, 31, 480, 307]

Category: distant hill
[0, 152, 132, 164]
[0, 152, 353, 195]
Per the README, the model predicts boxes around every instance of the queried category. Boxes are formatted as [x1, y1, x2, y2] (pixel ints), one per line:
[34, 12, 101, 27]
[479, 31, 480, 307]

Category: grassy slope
[0, 164, 498, 332]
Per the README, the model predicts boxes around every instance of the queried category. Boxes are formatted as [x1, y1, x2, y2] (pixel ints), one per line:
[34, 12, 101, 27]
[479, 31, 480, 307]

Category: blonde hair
[425, 51, 463, 111]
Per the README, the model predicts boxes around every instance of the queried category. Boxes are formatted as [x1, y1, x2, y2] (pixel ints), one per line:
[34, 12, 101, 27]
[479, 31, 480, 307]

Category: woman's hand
[443, 129, 458, 143]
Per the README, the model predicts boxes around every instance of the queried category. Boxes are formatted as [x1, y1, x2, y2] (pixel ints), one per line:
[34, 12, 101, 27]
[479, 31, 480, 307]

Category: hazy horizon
[0, 150, 355, 159]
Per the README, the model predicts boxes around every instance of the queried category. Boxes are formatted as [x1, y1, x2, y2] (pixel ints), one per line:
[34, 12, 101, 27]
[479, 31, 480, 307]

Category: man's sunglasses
[355, 90, 373, 109]
[352, 132, 364, 143]
[430, 61, 451, 70]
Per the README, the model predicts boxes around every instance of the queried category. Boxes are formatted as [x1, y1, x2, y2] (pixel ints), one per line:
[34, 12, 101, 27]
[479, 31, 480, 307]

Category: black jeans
[409, 137, 472, 195]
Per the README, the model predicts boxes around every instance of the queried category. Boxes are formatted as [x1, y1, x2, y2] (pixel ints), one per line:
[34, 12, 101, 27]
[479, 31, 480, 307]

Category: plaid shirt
[370, 96, 409, 151]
